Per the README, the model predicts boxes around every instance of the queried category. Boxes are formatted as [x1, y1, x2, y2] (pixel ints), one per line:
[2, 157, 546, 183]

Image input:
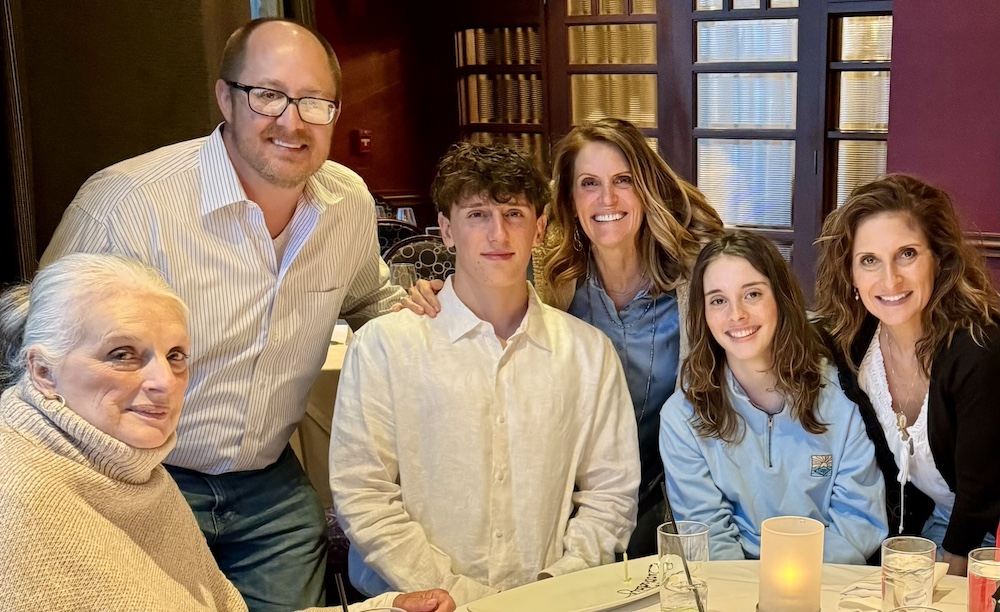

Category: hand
[942, 550, 968, 576]
[392, 589, 456, 612]
[391, 279, 444, 318]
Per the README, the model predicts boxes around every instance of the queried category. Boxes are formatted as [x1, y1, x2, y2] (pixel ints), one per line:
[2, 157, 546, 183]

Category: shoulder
[312, 160, 373, 201]
[350, 309, 430, 350]
[72, 137, 206, 219]
[810, 361, 870, 437]
[538, 301, 613, 347]
[661, 389, 696, 424]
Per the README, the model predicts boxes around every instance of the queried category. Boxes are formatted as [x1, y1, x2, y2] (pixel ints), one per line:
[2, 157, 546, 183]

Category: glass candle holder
[758, 516, 824, 612]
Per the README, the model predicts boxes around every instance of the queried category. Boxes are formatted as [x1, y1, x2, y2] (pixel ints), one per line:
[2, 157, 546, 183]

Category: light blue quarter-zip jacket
[658, 362, 888, 564]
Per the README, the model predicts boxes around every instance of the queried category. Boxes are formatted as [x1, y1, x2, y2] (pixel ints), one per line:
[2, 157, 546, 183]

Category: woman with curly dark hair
[659, 231, 887, 564]
[814, 173, 1000, 575]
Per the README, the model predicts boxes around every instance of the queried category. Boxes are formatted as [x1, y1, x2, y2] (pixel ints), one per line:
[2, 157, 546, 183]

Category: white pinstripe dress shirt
[42, 126, 404, 474]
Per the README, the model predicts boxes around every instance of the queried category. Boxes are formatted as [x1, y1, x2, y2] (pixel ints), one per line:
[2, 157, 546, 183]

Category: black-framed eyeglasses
[226, 81, 339, 125]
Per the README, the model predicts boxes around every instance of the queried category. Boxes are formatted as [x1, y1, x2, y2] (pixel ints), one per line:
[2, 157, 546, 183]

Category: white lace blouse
[858, 325, 955, 532]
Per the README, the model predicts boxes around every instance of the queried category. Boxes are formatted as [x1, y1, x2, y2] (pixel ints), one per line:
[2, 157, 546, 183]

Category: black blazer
[832, 315, 1000, 556]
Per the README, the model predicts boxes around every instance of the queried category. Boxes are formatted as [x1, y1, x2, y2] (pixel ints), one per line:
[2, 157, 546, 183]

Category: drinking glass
[425, 226, 441, 236]
[374, 204, 391, 219]
[657, 521, 709, 612]
[390, 263, 418, 291]
[881, 536, 936, 611]
[969, 547, 1000, 612]
[396, 207, 417, 225]
[888, 608, 942, 612]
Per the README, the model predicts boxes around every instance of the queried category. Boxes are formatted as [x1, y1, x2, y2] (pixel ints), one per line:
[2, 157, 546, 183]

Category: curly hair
[430, 142, 550, 217]
[542, 118, 723, 295]
[814, 174, 1000, 373]
[683, 231, 829, 443]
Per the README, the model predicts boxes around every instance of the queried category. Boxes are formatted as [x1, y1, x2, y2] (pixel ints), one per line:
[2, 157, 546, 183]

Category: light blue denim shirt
[568, 273, 680, 508]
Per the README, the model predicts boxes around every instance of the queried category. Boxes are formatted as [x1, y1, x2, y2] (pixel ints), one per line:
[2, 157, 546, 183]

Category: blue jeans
[166, 447, 327, 612]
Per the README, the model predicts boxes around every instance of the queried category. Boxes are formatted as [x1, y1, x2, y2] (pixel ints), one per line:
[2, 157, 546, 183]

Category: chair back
[377, 219, 421, 256]
[384, 234, 455, 281]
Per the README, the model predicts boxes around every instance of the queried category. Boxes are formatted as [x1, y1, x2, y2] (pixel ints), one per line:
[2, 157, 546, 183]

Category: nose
[276, 100, 306, 130]
[142, 355, 181, 396]
[488, 212, 509, 243]
[601, 181, 617, 205]
[881, 261, 901, 288]
[730, 300, 748, 322]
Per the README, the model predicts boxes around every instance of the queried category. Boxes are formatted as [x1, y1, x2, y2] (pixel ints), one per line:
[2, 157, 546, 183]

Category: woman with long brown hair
[536, 118, 723, 556]
[659, 231, 887, 563]
[815, 173, 1000, 574]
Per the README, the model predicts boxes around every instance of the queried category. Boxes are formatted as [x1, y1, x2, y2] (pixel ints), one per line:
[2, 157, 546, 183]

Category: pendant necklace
[882, 327, 924, 443]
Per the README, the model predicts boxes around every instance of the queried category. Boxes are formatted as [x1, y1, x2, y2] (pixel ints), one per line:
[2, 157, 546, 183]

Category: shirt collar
[434, 277, 553, 352]
[198, 123, 339, 216]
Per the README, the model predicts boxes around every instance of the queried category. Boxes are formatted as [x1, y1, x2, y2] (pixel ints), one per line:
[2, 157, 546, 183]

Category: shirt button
[497, 472, 505, 482]
[497, 415, 506, 424]
[494, 529, 503, 539]
[615, 342, 624, 350]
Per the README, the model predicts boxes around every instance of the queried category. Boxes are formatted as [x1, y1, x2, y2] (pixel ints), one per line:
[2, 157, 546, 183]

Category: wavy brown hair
[542, 118, 723, 294]
[684, 231, 829, 443]
[814, 174, 1000, 373]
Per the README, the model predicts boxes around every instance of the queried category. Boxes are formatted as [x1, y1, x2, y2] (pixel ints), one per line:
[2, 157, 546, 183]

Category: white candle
[758, 516, 824, 612]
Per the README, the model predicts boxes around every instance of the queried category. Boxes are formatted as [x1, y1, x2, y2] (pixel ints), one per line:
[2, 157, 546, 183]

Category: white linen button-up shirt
[329, 279, 640, 605]
[42, 126, 403, 473]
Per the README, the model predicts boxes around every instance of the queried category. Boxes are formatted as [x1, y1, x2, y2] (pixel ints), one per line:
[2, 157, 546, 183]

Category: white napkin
[839, 562, 948, 609]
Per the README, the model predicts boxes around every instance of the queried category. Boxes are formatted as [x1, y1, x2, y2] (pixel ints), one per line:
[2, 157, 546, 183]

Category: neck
[728, 356, 782, 413]
[451, 273, 529, 345]
[221, 126, 305, 237]
[591, 245, 645, 305]
[881, 320, 923, 355]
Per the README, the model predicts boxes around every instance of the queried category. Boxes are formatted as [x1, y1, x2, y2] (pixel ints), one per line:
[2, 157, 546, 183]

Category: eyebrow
[254, 79, 335, 100]
[704, 281, 768, 296]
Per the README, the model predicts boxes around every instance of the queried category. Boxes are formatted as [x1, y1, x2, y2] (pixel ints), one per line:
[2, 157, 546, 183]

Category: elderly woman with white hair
[0, 253, 454, 612]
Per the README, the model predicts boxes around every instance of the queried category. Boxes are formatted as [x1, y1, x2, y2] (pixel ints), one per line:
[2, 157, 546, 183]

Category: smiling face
[38, 292, 191, 449]
[851, 211, 937, 337]
[217, 21, 337, 191]
[572, 141, 644, 253]
[703, 255, 779, 372]
[439, 192, 546, 293]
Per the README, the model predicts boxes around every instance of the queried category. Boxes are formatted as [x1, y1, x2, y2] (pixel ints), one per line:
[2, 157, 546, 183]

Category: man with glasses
[42, 18, 408, 612]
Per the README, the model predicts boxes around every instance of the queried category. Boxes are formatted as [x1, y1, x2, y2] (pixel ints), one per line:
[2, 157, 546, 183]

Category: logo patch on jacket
[811, 454, 833, 477]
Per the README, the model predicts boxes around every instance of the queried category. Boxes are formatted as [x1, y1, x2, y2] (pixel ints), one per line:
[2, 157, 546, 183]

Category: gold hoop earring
[49, 393, 66, 408]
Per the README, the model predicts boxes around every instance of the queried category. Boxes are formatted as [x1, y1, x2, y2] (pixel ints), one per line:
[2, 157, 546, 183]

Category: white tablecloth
[457, 559, 969, 612]
[290, 341, 347, 509]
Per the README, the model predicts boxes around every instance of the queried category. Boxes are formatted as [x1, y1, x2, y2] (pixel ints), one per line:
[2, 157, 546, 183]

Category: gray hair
[0, 253, 188, 388]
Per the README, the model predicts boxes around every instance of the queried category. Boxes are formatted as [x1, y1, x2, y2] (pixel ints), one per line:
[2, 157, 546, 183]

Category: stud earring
[853, 287, 860, 301]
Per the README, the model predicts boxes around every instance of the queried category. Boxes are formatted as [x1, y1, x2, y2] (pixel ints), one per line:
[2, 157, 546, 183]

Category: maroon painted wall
[887, 0, 1000, 237]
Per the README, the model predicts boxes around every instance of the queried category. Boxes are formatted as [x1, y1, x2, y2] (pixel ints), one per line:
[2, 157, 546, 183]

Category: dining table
[456, 559, 970, 612]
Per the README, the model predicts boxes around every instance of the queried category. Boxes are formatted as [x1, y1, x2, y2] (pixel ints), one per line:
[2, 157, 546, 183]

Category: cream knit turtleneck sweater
[0, 379, 402, 612]
[0, 378, 247, 611]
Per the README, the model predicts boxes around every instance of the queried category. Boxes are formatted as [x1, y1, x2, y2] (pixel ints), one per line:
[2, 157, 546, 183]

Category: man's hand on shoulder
[391, 279, 444, 318]
[392, 588, 456, 612]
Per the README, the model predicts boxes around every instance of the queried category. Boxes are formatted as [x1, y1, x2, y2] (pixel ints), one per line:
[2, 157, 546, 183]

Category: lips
[482, 252, 515, 260]
[876, 291, 912, 303]
[593, 212, 626, 222]
[270, 138, 307, 150]
[128, 406, 171, 421]
[726, 326, 760, 340]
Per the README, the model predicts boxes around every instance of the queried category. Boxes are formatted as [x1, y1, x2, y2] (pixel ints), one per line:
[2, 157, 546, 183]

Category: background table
[457, 559, 969, 612]
[290, 340, 347, 509]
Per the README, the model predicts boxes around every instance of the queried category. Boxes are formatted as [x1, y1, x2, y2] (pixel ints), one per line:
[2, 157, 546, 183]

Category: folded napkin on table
[839, 562, 948, 609]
